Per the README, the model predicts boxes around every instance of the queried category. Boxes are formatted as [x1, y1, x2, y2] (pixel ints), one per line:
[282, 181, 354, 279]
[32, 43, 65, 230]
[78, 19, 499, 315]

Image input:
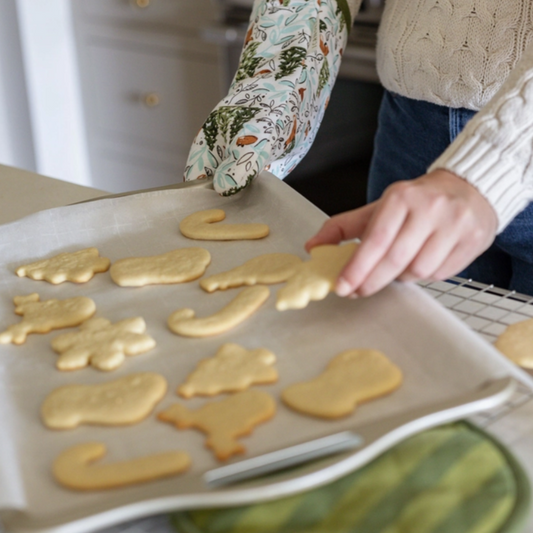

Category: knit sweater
[344, 0, 533, 232]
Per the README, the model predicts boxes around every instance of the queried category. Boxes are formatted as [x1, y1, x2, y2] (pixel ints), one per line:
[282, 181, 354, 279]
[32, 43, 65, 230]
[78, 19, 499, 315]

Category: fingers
[305, 203, 377, 252]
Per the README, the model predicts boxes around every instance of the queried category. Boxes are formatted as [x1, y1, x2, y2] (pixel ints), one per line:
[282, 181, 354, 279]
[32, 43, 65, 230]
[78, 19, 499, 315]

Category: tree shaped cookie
[110, 248, 211, 287]
[42, 372, 167, 429]
[179, 209, 269, 240]
[276, 242, 358, 311]
[158, 390, 275, 460]
[0, 293, 96, 345]
[168, 286, 270, 337]
[495, 318, 533, 368]
[53, 442, 190, 490]
[282, 349, 402, 418]
[16, 248, 110, 284]
[200, 253, 303, 292]
[51, 317, 156, 371]
[178, 343, 278, 398]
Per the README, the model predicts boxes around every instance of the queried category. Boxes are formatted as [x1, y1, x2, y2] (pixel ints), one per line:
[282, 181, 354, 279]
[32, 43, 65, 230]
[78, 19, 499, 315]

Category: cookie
[15, 248, 110, 284]
[276, 243, 358, 311]
[51, 317, 156, 371]
[158, 390, 275, 460]
[168, 286, 270, 337]
[178, 343, 278, 398]
[41, 372, 167, 429]
[110, 248, 211, 287]
[200, 253, 303, 293]
[0, 293, 96, 345]
[179, 209, 269, 241]
[282, 349, 402, 418]
[53, 442, 190, 490]
[495, 318, 533, 368]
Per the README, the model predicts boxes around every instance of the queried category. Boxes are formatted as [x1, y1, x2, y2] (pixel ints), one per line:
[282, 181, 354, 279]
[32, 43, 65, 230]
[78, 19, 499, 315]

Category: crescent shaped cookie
[168, 286, 270, 337]
[110, 248, 211, 287]
[41, 372, 167, 429]
[179, 209, 269, 241]
[282, 349, 402, 418]
[158, 390, 275, 460]
[52, 317, 156, 371]
[0, 293, 96, 345]
[53, 442, 190, 490]
[16, 248, 110, 284]
[178, 343, 278, 398]
[495, 318, 533, 368]
[276, 242, 358, 311]
[200, 253, 303, 292]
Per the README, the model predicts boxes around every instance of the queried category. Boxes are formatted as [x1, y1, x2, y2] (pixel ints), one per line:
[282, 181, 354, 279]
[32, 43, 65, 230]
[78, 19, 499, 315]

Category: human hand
[305, 169, 498, 297]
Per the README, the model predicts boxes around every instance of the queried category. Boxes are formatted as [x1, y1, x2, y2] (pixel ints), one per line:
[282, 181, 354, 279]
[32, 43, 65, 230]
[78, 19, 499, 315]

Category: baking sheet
[0, 174, 528, 533]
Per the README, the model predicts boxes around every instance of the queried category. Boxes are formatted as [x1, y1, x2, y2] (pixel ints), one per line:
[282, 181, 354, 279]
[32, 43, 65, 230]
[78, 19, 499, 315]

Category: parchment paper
[0, 175, 529, 531]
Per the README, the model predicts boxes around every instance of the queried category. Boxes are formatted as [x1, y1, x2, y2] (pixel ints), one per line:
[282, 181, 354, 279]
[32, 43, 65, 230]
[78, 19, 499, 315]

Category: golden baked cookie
[178, 343, 278, 398]
[0, 293, 96, 345]
[52, 317, 156, 371]
[495, 318, 533, 368]
[282, 349, 402, 418]
[110, 248, 211, 287]
[168, 286, 270, 337]
[53, 442, 190, 490]
[200, 253, 302, 292]
[179, 209, 269, 241]
[158, 390, 275, 460]
[41, 372, 167, 429]
[16, 248, 110, 284]
[276, 242, 358, 310]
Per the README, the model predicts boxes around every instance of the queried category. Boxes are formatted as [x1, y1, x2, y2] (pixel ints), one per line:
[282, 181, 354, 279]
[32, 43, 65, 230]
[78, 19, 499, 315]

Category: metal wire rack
[418, 277, 533, 428]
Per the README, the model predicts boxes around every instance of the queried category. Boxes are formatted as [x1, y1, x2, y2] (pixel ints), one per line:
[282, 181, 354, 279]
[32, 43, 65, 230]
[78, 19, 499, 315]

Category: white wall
[0, 0, 35, 173]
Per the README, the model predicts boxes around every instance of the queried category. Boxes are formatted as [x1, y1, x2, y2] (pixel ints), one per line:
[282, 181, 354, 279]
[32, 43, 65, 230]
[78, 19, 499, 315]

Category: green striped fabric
[172, 423, 530, 533]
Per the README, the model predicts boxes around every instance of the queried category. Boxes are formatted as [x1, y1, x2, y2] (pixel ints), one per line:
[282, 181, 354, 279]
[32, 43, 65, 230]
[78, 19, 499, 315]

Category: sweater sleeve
[428, 43, 533, 233]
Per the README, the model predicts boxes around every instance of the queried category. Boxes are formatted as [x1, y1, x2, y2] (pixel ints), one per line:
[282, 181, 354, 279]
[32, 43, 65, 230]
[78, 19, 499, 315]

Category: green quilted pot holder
[172, 422, 530, 533]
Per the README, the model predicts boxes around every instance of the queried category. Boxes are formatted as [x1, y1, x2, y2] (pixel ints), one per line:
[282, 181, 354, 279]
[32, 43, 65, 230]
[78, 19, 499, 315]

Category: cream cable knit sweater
[344, 0, 533, 232]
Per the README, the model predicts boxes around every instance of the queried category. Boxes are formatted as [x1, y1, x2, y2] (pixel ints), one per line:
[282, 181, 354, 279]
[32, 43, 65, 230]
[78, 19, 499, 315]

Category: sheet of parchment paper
[0, 174, 529, 530]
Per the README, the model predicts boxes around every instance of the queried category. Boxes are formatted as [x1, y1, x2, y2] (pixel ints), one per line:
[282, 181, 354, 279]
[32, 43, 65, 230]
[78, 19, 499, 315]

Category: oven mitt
[183, 0, 357, 196]
[171, 422, 530, 533]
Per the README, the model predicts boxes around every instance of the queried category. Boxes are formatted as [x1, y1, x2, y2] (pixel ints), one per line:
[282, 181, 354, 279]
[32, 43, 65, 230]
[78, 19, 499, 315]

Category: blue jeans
[368, 90, 533, 296]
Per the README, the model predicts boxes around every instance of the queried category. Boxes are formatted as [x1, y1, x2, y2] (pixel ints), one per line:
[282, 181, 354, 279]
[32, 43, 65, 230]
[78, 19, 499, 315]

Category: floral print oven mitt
[184, 0, 357, 196]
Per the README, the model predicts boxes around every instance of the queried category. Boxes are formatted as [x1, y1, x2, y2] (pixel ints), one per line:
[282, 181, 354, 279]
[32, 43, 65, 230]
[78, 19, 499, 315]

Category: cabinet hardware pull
[143, 93, 160, 107]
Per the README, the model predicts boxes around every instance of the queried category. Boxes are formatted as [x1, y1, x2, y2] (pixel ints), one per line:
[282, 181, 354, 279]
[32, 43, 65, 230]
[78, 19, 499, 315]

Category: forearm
[428, 42, 533, 233]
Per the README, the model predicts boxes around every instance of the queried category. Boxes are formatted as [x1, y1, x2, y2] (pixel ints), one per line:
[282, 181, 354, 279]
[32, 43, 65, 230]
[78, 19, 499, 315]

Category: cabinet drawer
[81, 0, 217, 30]
[87, 42, 221, 151]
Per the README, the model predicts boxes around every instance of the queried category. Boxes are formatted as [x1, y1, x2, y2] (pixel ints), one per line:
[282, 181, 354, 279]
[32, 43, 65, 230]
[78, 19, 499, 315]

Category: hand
[305, 169, 498, 297]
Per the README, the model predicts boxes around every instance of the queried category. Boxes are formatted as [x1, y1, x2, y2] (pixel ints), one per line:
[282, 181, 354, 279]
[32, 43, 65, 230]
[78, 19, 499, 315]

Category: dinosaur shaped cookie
[16, 248, 110, 284]
[200, 253, 302, 292]
[158, 390, 275, 460]
[52, 317, 156, 371]
[0, 293, 96, 344]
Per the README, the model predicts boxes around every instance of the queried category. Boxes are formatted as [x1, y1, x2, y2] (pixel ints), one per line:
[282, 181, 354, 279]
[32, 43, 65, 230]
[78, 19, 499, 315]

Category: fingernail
[336, 277, 352, 297]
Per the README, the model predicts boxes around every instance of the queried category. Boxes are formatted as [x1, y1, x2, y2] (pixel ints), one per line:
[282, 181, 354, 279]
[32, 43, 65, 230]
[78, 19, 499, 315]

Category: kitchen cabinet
[72, 0, 223, 192]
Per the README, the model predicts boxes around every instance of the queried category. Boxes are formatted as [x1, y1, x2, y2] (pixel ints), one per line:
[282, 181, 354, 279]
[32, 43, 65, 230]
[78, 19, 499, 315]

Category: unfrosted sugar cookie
[0, 293, 96, 345]
[110, 248, 211, 287]
[276, 242, 358, 311]
[158, 390, 275, 460]
[179, 209, 269, 241]
[41, 372, 167, 429]
[178, 343, 278, 398]
[200, 253, 302, 292]
[51, 317, 156, 371]
[495, 318, 533, 368]
[16, 248, 110, 284]
[53, 442, 190, 490]
[282, 349, 402, 418]
[168, 286, 270, 337]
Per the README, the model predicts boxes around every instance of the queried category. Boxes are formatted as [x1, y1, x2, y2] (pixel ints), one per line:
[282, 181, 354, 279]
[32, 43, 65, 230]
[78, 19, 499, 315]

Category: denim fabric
[367, 90, 533, 295]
